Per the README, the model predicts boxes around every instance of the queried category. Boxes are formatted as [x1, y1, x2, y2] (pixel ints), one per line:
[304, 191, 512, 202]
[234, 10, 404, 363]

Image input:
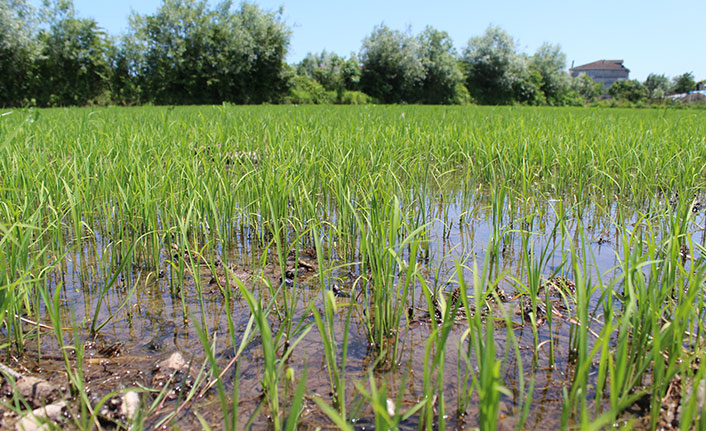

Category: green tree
[608, 79, 648, 103]
[570, 73, 604, 103]
[644, 73, 670, 99]
[671, 72, 696, 94]
[129, 0, 291, 104]
[461, 26, 523, 105]
[109, 36, 142, 105]
[530, 43, 569, 105]
[341, 54, 361, 91]
[296, 51, 361, 100]
[222, 2, 291, 103]
[34, 0, 113, 106]
[0, 0, 38, 106]
[417, 26, 465, 104]
[513, 62, 546, 105]
[359, 25, 425, 103]
[297, 51, 347, 92]
[128, 0, 216, 104]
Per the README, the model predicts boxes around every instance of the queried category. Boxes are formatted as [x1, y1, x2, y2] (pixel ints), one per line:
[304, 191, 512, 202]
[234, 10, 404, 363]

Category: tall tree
[530, 43, 569, 105]
[461, 26, 523, 105]
[34, 0, 113, 106]
[644, 73, 670, 99]
[296, 51, 361, 98]
[671, 72, 696, 94]
[109, 35, 142, 105]
[0, 0, 38, 106]
[297, 51, 347, 92]
[129, 0, 291, 104]
[341, 54, 361, 92]
[417, 26, 465, 104]
[359, 25, 425, 103]
[129, 0, 217, 104]
[512, 59, 546, 106]
[222, 2, 291, 103]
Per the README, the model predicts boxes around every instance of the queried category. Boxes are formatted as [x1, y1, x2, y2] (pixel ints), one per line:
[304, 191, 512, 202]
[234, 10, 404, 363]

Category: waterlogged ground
[9, 196, 706, 430]
[2, 106, 706, 430]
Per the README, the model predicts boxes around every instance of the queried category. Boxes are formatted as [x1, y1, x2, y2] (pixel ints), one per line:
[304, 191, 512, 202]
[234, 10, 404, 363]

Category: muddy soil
[2, 199, 705, 430]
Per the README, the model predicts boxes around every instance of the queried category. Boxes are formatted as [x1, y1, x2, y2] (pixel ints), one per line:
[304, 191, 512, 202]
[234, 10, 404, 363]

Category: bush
[570, 74, 604, 103]
[338, 91, 374, 104]
[608, 80, 648, 103]
[284, 75, 336, 104]
[561, 90, 585, 107]
[452, 83, 472, 105]
[512, 68, 546, 106]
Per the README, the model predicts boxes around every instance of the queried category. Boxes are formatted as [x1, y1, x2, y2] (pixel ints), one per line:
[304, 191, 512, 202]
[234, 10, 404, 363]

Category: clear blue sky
[34, 0, 706, 81]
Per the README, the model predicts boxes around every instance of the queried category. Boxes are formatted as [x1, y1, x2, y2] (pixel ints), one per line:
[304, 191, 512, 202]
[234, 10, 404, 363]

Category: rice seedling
[310, 225, 354, 419]
[354, 194, 426, 361]
[355, 371, 426, 430]
[457, 253, 511, 431]
[1, 105, 706, 429]
[237, 276, 311, 431]
[417, 258, 476, 431]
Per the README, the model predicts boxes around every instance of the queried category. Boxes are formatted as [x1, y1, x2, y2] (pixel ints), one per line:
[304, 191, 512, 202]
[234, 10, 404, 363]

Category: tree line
[1, 0, 703, 107]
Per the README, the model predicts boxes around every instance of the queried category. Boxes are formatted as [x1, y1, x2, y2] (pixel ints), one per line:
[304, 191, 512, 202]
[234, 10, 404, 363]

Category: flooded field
[1, 105, 706, 430]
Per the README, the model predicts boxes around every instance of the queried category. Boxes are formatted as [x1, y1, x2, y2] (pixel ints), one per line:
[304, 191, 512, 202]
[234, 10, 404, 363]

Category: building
[570, 60, 630, 88]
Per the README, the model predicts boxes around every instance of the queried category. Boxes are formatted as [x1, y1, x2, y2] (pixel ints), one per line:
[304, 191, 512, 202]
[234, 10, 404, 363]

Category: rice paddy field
[2, 105, 706, 430]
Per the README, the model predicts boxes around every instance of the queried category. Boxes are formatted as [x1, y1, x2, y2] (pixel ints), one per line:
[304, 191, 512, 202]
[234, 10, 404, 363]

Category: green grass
[1, 105, 706, 430]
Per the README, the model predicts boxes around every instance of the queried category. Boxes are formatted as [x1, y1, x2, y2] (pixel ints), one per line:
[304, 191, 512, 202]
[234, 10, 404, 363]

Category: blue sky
[35, 0, 706, 81]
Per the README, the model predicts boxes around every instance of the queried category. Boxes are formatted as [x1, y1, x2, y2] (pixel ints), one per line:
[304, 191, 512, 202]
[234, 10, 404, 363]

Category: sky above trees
[28, 0, 706, 82]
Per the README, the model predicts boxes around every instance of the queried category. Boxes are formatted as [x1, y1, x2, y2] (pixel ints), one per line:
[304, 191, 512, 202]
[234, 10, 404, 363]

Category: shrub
[338, 91, 374, 104]
[608, 80, 648, 103]
[285, 75, 335, 104]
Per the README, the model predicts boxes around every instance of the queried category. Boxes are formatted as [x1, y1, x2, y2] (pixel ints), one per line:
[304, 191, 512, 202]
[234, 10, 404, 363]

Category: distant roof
[570, 60, 630, 73]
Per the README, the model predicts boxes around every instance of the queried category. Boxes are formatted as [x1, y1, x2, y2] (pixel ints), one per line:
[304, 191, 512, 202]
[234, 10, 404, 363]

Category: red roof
[571, 60, 630, 73]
